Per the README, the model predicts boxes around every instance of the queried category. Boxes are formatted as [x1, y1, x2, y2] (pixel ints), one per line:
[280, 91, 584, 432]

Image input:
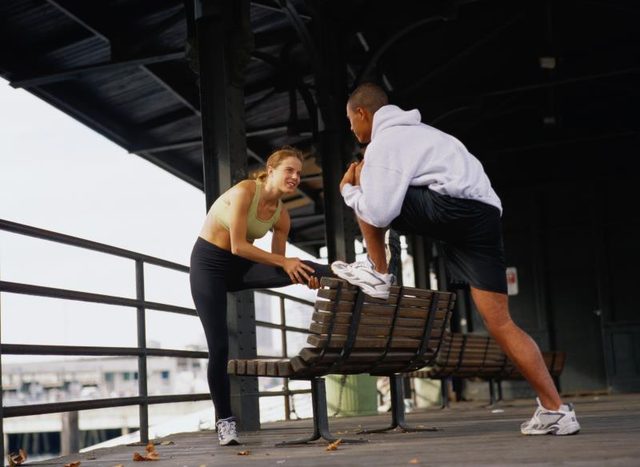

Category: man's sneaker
[330, 257, 394, 299]
[216, 417, 240, 445]
[520, 398, 581, 435]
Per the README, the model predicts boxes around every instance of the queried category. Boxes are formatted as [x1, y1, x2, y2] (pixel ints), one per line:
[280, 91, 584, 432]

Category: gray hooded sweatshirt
[341, 104, 502, 228]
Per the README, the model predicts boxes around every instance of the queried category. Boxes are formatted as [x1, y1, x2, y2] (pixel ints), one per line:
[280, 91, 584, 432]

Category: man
[332, 82, 580, 436]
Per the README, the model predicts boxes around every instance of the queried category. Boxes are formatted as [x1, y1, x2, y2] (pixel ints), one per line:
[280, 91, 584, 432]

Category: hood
[371, 105, 422, 140]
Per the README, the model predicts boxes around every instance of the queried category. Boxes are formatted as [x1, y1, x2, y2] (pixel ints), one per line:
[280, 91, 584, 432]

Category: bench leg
[358, 375, 438, 434]
[488, 379, 496, 406]
[440, 378, 450, 409]
[276, 377, 367, 446]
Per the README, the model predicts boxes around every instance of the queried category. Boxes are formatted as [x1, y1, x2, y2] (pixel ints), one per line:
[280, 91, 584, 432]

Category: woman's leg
[190, 255, 233, 420]
[233, 259, 333, 290]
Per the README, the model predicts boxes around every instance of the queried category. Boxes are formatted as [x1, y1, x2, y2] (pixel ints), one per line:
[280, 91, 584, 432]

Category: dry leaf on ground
[7, 449, 27, 467]
[64, 461, 81, 467]
[409, 459, 419, 464]
[326, 439, 342, 451]
[160, 441, 174, 446]
[237, 450, 251, 456]
[133, 442, 160, 461]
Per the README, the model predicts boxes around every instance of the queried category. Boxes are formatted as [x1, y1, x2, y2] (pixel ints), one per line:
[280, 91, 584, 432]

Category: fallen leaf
[133, 443, 160, 462]
[160, 440, 174, 446]
[326, 439, 342, 451]
[64, 461, 81, 467]
[237, 450, 251, 456]
[114, 464, 124, 467]
[7, 449, 27, 467]
[409, 459, 419, 464]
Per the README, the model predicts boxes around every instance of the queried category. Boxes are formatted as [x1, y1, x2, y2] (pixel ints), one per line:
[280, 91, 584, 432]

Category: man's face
[346, 104, 372, 144]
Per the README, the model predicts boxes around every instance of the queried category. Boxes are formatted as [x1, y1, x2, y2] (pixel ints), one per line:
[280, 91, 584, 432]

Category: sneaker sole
[521, 422, 581, 436]
[220, 438, 240, 446]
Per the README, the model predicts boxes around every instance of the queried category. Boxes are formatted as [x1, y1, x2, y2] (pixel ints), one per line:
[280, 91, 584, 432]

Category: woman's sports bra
[210, 180, 282, 241]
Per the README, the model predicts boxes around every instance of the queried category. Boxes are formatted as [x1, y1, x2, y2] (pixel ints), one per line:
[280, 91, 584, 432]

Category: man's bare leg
[357, 218, 389, 273]
[358, 219, 563, 408]
[470, 287, 562, 410]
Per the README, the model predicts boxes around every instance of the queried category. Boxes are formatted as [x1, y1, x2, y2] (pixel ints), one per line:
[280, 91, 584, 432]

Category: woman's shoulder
[229, 179, 257, 197]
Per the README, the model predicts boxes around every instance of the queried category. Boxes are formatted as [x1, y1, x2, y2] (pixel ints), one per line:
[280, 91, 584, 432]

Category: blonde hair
[250, 146, 304, 182]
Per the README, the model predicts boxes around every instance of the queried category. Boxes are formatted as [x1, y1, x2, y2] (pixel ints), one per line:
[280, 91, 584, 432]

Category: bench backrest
[290, 277, 456, 377]
[425, 332, 566, 381]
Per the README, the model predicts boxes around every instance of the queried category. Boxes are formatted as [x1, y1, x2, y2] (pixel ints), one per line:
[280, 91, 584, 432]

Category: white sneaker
[216, 416, 240, 445]
[330, 257, 394, 299]
[520, 398, 581, 435]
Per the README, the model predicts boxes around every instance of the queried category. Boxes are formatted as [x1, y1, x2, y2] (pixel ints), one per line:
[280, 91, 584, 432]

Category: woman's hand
[307, 276, 321, 289]
[283, 257, 315, 284]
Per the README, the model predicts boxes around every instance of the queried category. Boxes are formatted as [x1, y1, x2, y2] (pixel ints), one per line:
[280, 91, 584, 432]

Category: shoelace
[218, 420, 236, 438]
[349, 260, 373, 270]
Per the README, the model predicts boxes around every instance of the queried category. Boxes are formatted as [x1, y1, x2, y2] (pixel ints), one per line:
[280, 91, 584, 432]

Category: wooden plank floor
[34, 393, 640, 466]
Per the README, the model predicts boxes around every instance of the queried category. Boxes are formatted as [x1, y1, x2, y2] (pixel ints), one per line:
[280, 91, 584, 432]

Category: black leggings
[189, 237, 331, 419]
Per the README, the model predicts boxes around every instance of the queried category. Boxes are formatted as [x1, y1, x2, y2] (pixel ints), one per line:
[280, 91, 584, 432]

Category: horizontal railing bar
[0, 219, 189, 272]
[0, 281, 197, 316]
[258, 289, 314, 307]
[2, 393, 211, 418]
[258, 389, 311, 397]
[1, 344, 208, 359]
[255, 320, 309, 334]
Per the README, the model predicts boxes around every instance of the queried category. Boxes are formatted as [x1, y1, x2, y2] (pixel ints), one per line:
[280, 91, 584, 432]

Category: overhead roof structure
[1, 0, 638, 253]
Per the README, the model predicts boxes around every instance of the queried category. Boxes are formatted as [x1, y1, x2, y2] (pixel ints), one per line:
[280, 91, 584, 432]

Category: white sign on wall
[506, 267, 519, 296]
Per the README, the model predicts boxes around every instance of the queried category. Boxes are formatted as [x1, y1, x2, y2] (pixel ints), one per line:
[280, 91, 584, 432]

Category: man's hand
[354, 160, 364, 186]
[339, 162, 358, 192]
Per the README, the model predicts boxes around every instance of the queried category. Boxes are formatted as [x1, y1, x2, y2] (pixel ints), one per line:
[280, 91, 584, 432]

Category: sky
[0, 77, 320, 361]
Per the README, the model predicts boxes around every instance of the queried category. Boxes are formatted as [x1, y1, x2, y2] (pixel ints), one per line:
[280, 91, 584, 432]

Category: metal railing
[0, 219, 314, 455]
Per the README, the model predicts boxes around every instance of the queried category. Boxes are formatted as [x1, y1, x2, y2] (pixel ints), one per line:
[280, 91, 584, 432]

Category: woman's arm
[271, 207, 289, 256]
[227, 183, 313, 284]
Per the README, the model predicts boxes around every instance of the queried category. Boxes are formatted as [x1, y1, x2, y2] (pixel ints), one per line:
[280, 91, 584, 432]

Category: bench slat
[317, 288, 453, 309]
[307, 333, 444, 350]
[312, 311, 429, 327]
[314, 301, 450, 320]
[309, 320, 447, 339]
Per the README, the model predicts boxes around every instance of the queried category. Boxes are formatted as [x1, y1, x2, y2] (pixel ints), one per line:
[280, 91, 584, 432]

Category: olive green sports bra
[211, 181, 282, 241]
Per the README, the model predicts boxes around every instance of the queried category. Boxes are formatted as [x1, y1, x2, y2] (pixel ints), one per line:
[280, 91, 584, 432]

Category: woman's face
[269, 156, 302, 194]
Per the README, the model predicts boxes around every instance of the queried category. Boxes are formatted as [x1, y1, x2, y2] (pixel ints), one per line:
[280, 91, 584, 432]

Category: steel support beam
[193, 0, 259, 431]
[11, 50, 185, 88]
[304, 0, 356, 262]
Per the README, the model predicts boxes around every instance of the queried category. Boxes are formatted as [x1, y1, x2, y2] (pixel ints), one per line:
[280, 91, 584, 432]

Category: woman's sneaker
[521, 398, 581, 435]
[216, 417, 240, 445]
[330, 257, 394, 299]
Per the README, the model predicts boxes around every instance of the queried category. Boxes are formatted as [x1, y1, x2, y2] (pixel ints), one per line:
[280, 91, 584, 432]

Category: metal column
[312, 2, 356, 263]
[193, 0, 259, 430]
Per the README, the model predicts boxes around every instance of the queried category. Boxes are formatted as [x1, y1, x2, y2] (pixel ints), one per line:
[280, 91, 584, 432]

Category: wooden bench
[408, 332, 566, 406]
[228, 277, 455, 444]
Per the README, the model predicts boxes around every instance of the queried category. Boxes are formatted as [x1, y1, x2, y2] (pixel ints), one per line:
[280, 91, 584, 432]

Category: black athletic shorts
[390, 186, 507, 294]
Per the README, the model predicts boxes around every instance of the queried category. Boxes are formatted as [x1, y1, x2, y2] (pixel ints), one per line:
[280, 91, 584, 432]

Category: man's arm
[341, 161, 410, 228]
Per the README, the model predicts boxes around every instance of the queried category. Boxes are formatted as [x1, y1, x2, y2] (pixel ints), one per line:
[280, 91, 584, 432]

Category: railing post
[61, 411, 80, 454]
[1, 288, 4, 458]
[279, 297, 291, 420]
[136, 259, 149, 444]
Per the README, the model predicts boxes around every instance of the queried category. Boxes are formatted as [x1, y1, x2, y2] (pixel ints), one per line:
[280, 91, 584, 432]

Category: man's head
[346, 83, 389, 144]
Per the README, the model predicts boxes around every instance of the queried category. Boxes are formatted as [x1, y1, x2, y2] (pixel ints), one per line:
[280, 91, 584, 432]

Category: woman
[189, 147, 331, 446]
